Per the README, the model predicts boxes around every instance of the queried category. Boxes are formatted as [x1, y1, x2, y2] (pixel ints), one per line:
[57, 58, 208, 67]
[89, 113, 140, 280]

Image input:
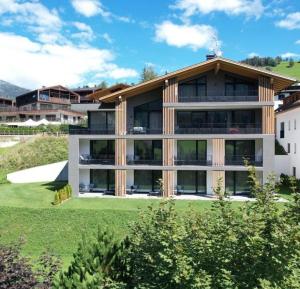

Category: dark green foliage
[140, 65, 158, 83]
[0, 239, 61, 289]
[52, 184, 72, 205]
[58, 166, 300, 288]
[289, 58, 295, 68]
[275, 139, 287, 155]
[241, 56, 281, 67]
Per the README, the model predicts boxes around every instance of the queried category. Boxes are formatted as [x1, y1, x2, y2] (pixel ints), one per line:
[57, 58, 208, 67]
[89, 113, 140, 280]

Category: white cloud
[102, 33, 113, 44]
[70, 0, 110, 18]
[72, 21, 94, 41]
[155, 21, 222, 55]
[281, 52, 299, 58]
[0, 32, 138, 88]
[0, 0, 62, 43]
[295, 40, 300, 45]
[248, 52, 259, 58]
[173, 0, 264, 19]
[276, 12, 300, 30]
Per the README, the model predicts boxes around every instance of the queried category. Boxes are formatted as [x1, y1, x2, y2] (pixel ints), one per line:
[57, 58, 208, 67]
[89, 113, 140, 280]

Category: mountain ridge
[0, 80, 29, 99]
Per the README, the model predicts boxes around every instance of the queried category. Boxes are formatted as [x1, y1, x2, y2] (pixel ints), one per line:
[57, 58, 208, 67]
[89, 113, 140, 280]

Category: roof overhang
[98, 57, 297, 103]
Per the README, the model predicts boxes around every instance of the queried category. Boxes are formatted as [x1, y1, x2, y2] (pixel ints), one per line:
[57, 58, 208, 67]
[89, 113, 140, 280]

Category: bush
[52, 184, 72, 205]
[56, 166, 300, 288]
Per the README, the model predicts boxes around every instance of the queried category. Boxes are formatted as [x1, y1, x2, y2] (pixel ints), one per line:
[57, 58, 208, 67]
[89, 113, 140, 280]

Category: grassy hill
[0, 136, 68, 183]
[268, 61, 300, 80]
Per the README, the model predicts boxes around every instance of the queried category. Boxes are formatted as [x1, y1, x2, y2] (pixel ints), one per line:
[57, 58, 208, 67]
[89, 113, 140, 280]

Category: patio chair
[127, 185, 138, 195]
[176, 185, 184, 195]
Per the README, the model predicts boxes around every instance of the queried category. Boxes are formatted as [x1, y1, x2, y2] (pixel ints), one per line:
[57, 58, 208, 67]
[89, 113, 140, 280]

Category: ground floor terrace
[77, 169, 263, 197]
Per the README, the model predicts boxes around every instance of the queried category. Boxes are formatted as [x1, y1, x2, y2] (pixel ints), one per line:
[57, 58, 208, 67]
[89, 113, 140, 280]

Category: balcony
[225, 155, 263, 166]
[178, 90, 258, 102]
[175, 123, 262, 134]
[127, 127, 163, 135]
[127, 155, 162, 165]
[175, 156, 212, 166]
[79, 154, 115, 165]
[69, 126, 115, 135]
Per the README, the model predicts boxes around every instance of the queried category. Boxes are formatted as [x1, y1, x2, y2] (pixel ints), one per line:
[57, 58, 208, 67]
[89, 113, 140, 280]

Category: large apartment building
[69, 57, 295, 197]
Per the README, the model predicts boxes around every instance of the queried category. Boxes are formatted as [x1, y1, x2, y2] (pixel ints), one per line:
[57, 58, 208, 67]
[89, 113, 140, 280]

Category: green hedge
[53, 184, 72, 205]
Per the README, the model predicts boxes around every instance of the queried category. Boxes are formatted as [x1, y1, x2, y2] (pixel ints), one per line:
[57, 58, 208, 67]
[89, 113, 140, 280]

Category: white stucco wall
[274, 155, 291, 178]
[276, 107, 300, 178]
[7, 161, 68, 183]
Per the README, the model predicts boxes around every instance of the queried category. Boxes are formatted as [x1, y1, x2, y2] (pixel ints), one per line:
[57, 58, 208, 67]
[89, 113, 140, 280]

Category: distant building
[0, 97, 15, 108]
[275, 82, 300, 109]
[276, 92, 300, 178]
[0, 85, 84, 124]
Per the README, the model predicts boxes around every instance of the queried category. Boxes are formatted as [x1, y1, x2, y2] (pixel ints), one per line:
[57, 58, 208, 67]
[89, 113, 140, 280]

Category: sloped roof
[98, 57, 297, 103]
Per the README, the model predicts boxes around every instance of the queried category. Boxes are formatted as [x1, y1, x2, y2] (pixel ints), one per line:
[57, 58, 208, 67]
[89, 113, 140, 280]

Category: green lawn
[269, 61, 300, 80]
[0, 182, 220, 266]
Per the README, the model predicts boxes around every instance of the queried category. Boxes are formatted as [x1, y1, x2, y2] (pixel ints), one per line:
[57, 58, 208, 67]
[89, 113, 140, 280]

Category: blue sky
[0, 0, 299, 89]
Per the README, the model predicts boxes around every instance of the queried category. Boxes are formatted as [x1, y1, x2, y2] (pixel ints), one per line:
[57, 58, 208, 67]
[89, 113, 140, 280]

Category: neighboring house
[69, 57, 295, 197]
[0, 85, 84, 124]
[275, 82, 300, 109]
[276, 92, 300, 178]
[0, 97, 15, 108]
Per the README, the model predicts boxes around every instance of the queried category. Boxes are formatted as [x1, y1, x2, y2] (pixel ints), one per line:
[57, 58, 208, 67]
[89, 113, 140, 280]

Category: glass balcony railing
[175, 123, 262, 134]
[79, 154, 115, 165]
[175, 156, 212, 166]
[178, 90, 258, 102]
[127, 127, 163, 134]
[225, 155, 263, 166]
[69, 126, 115, 135]
[126, 155, 162, 165]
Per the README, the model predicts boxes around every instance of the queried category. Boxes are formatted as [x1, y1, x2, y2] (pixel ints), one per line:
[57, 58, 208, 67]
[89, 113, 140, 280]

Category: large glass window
[177, 171, 206, 194]
[89, 111, 115, 132]
[178, 76, 207, 101]
[225, 140, 255, 164]
[134, 170, 162, 192]
[225, 171, 250, 195]
[177, 140, 207, 161]
[90, 170, 115, 191]
[91, 140, 114, 159]
[225, 75, 257, 96]
[134, 140, 162, 161]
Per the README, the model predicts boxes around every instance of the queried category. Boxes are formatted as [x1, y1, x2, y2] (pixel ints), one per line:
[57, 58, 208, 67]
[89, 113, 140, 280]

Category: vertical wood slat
[212, 171, 225, 193]
[259, 76, 274, 102]
[115, 170, 126, 196]
[212, 139, 225, 166]
[163, 108, 174, 134]
[262, 106, 275, 134]
[163, 139, 174, 166]
[163, 170, 174, 197]
[115, 97, 127, 196]
[163, 77, 178, 103]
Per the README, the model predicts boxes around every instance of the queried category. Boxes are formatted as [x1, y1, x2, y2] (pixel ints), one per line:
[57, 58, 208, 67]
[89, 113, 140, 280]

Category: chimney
[206, 54, 216, 61]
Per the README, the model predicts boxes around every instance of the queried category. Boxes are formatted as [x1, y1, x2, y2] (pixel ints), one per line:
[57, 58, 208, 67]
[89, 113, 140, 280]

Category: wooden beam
[214, 62, 220, 75]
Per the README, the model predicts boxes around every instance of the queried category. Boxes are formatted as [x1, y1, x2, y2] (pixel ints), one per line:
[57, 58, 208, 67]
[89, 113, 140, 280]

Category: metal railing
[178, 89, 258, 102]
[79, 156, 115, 165]
[175, 158, 212, 166]
[69, 126, 115, 135]
[126, 155, 162, 165]
[175, 123, 262, 134]
[225, 155, 263, 166]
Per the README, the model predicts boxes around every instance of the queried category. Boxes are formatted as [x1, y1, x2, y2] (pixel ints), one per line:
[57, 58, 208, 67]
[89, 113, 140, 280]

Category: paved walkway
[78, 193, 288, 202]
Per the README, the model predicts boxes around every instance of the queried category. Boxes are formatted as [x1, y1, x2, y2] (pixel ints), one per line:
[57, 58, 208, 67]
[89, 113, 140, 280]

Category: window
[293, 167, 296, 177]
[288, 120, 291, 131]
[134, 140, 162, 161]
[280, 122, 285, 138]
[177, 140, 207, 161]
[134, 170, 162, 192]
[90, 169, 115, 191]
[287, 143, 291, 153]
[63, 115, 68, 120]
[225, 171, 250, 195]
[294, 119, 297, 130]
[225, 75, 257, 97]
[178, 76, 207, 101]
[91, 140, 115, 159]
[294, 143, 297, 154]
[225, 140, 255, 165]
[177, 171, 206, 194]
[88, 111, 115, 132]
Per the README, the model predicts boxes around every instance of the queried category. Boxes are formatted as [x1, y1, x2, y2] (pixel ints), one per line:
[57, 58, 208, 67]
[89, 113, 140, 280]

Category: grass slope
[0, 136, 68, 183]
[0, 182, 224, 265]
[269, 61, 300, 80]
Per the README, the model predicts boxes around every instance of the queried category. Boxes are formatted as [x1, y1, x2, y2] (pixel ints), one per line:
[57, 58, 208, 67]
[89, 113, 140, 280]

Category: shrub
[52, 184, 72, 205]
[56, 166, 300, 288]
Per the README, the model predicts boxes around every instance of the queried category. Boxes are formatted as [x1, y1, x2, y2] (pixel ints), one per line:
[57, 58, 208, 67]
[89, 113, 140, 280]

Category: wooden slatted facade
[163, 107, 175, 134]
[262, 106, 275, 134]
[163, 139, 174, 166]
[212, 139, 225, 166]
[259, 76, 274, 102]
[163, 170, 174, 197]
[115, 97, 127, 196]
[163, 77, 178, 103]
[212, 171, 225, 192]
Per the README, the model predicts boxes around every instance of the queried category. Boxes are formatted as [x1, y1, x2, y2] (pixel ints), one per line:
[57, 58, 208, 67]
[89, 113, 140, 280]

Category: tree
[98, 81, 108, 89]
[140, 65, 158, 83]
[289, 58, 295, 68]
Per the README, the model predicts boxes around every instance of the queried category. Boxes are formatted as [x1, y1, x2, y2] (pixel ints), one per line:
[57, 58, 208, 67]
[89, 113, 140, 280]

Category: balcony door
[177, 140, 207, 163]
[90, 140, 115, 160]
[177, 171, 207, 194]
[90, 169, 115, 191]
[134, 140, 162, 163]
[134, 170, 162, 192]
[225, 140, 255, 165]
[225, 171, 250, 195]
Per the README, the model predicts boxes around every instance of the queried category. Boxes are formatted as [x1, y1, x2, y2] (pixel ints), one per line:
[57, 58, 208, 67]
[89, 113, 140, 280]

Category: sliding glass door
[225, 140, 255, 165]
[90, 170, 115, 191]
[177, 140, 207, 164]
[91, 140, 115, 160]
[134, 140, 162, 164]
[134, 170, 162, 192]
[177, 171, 207, 194]
[225, 171, 250, 195]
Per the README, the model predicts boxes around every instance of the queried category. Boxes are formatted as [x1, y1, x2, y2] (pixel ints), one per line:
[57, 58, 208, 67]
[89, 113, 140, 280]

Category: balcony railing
[69, 126, 115, 135]
[127, 127, 163, 135]
[175, 156, 212, 166]
[175, 123, 262, 134]
[178, 90, 258, 102]
[225, 155, 263, 166]
[126, 155, 162, 165]
[79, 154, 115, 165]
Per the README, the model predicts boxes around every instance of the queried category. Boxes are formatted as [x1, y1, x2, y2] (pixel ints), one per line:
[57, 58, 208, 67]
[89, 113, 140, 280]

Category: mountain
[0, 80, 29, 99]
